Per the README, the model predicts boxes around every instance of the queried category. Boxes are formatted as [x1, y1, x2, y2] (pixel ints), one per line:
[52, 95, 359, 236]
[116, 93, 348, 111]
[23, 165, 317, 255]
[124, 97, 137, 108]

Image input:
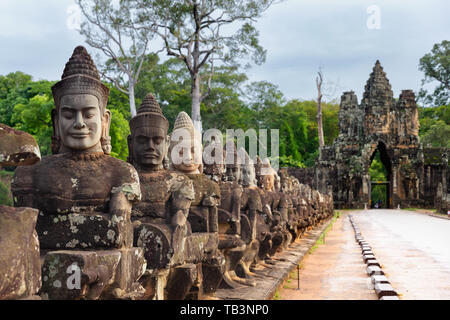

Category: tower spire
[363, 60, 393, 102]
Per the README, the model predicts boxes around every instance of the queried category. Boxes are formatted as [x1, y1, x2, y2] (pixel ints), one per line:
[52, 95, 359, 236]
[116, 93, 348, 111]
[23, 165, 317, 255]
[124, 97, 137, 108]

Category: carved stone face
[58, 94, 105, 152]
[172, 137, 202, 174]
[241, 165, 256, 187]
[132, 126, 168, 171]
[225, 164, 241, 182]
[262, 174, 275, 192]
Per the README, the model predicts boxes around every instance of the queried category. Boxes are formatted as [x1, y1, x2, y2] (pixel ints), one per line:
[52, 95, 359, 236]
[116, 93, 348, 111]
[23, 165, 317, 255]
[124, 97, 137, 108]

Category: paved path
[278, 212, 378, 300]
[352, 209, 450, 300]
[216, 218, 333, 300]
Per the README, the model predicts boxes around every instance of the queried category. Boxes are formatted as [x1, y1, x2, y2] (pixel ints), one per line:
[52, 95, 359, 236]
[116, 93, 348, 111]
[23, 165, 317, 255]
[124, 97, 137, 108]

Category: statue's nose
[73, 113, 86, 129]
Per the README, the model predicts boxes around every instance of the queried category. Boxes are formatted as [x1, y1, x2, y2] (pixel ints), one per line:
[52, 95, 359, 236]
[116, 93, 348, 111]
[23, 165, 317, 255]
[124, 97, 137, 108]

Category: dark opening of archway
[369, 142, 392, 208]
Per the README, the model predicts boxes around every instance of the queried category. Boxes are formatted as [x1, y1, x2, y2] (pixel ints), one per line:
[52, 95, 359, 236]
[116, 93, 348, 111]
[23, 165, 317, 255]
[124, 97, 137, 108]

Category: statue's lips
[69, 133, 90, 139]
[181, 163, 197, 168]
[143, 153, 158, 158]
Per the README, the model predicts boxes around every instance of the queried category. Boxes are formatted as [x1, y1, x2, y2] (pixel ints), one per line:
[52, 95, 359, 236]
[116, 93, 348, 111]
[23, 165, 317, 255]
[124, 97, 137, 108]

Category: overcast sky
[0, 0, 448, 102]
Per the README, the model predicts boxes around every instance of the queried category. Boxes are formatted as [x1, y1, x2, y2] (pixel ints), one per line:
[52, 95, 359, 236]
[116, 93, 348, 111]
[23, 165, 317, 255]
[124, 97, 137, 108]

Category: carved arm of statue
[202, 192, 220, 233]
[110, 183, 141, 248]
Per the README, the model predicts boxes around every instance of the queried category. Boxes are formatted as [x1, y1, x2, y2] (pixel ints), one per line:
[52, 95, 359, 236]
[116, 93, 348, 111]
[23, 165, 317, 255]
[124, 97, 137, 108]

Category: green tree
[12, 94, 54, 156]
[136, 0, 280, 132]
[109, 108, 131, 160]
[421, 120, 450, 148]
[76, 0, 159, 117]
[418, 40, 450, 106]
[0, 72, 33, 126]
[418, 104, 450, 147]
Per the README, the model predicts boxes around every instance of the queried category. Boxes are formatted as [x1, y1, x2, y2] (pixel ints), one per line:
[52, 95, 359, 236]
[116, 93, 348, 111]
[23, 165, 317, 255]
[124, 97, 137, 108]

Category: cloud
[247, 0, 450, 101]
[0, 0, 448, 102]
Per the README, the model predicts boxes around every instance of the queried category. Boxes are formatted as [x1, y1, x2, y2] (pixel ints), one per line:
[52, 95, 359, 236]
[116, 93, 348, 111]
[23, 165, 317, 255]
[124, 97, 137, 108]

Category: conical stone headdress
[51, 46, 109, 110]
[129, 94, 169, 132]
[173, 111, 195, 134]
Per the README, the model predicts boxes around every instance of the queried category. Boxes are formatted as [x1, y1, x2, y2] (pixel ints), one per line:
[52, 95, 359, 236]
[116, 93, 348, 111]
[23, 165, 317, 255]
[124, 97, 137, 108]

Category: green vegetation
[369, 151, 388, 207]
[0, 40, 447, 166]
[418, 40, 449, 107]
[418, 105, 450, 148]
[0, 63, 340, 166]
[272, 289, 282, 300]
[0, 171, 14, 206]
[308, 210, 340, 254]
[0, 180, 12, 206]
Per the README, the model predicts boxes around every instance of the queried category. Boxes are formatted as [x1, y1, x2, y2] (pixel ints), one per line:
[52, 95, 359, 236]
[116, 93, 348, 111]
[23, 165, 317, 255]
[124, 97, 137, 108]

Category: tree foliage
[418, 104, 450, 148]
[418, 40, 450, 107]
[134, 0, 279, 131]
[76, 0, 158, 117]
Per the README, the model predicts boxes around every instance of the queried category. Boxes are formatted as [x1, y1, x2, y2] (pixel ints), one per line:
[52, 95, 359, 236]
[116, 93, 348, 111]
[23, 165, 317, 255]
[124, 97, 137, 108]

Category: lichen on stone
[111, 182, 142, 202]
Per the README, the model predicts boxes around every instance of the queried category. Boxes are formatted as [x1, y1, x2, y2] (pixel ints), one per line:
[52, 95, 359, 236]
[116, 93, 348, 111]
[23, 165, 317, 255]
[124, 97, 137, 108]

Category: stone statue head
[256, 157, 275, 191]
[169, 111, 203, 174]
[279, 169, 292, 193]
[239, 148, 257, 187]
[203, 141, 224, 181]
[51, 46, 111, 155]
[128, 94, 169, 171]
[223, 140, 241, 182]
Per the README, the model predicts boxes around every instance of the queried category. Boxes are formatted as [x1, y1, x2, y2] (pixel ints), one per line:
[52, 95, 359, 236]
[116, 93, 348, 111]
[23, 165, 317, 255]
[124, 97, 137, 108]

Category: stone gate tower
[300, 61, 448, 209]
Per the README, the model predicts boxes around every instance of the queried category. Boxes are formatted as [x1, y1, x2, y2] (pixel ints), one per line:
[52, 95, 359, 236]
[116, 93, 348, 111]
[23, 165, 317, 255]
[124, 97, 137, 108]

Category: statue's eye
[85, 112, 95, 119]
[62, 110, 74, 119]
[137, 136, 147, 144]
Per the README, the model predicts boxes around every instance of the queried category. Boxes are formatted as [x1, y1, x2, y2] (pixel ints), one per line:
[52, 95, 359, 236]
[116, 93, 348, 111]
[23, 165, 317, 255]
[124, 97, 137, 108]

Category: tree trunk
[316, 72, 324, 148]
[129, 82, 137, 118]
[317, 99, 324, 147]
[191, 73, 202, 133]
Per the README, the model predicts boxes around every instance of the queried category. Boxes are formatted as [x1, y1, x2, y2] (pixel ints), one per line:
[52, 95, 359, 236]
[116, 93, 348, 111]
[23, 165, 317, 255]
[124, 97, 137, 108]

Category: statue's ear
[101, 109, 112, 154]
[51, 108, 60, 154]
[102, 109, 111, 137]
[127, 134, 133, 164]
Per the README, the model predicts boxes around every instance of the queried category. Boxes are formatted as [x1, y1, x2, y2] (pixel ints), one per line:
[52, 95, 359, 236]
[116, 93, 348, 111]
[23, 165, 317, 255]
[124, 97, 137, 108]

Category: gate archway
[368, 141, 392, 208]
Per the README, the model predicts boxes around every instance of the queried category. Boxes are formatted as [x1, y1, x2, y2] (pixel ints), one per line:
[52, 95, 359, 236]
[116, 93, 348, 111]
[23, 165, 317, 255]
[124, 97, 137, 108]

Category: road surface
[352, 209, 450, 299]
[277, 209, 450, 300]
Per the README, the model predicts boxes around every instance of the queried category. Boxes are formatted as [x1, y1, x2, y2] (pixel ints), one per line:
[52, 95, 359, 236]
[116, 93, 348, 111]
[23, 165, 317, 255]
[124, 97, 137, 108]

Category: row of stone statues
[1, 46, 333, 300]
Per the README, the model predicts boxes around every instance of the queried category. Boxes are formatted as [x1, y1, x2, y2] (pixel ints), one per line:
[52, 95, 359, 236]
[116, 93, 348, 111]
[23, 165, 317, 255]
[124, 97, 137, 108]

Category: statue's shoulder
[168, 171, 195, 201]
[201, 174, 220, 198]
[104, 156, 141, 202]
[12, 154, 57, 185]
[243, 187, 262, 210]
[186, 173, 220, 204]
[104, 155, 139, 181]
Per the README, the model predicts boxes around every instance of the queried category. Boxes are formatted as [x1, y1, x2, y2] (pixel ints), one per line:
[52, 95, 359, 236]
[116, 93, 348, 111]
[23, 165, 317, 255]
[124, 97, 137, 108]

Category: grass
[308, 210, 340, 254]
[272, 211, 341, 299]
[0, 170, 14, 178]
[273, 290, 282, 300]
